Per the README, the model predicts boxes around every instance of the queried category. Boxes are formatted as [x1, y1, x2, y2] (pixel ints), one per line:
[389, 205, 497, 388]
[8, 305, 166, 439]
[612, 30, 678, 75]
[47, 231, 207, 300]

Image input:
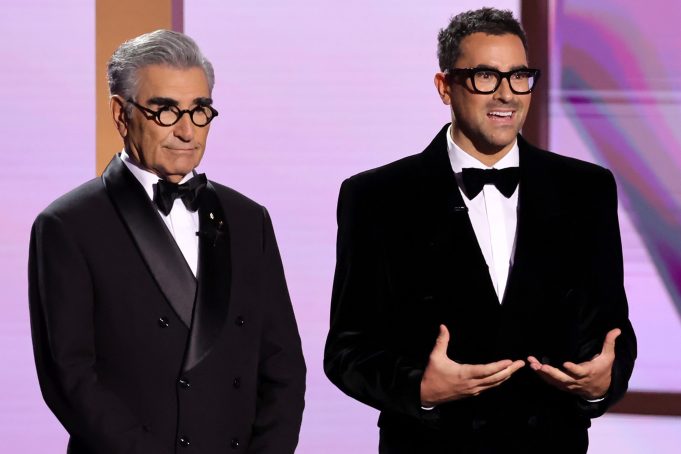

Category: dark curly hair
[437, 8, 528, 71]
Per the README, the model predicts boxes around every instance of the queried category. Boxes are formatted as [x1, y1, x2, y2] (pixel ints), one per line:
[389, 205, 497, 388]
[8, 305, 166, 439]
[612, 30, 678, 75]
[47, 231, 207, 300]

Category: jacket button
[471, 418, 486, 430]
[178, 436, 190, 447]
[235, 316, 245, 327]
[178, 378, 191, 389]
[233, 377, 241, 389]
[158, 316, 169, 328]
[231, 438, 240, 449]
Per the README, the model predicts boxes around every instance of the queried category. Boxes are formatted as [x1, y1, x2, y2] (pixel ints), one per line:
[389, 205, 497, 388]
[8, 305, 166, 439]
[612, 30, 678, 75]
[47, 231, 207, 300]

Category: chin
[170, 157, 199, 172]
[488, 132, 519, 148]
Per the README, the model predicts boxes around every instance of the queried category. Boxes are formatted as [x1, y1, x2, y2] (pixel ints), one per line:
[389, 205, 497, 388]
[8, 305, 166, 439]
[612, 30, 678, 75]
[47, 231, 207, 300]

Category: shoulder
[36, 177, 107, 223]
[31, 178, 113, 245]
[341, 123, 449, 201]
[341, 154, 423, 201]
[521, 138, 615, 190]
[209, 180, 268, 219]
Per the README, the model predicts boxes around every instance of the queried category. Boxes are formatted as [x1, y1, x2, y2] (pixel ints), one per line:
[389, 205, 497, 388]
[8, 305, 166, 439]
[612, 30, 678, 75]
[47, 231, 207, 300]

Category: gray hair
[107, 29, 215, 100]
[437, 8, 528, 71]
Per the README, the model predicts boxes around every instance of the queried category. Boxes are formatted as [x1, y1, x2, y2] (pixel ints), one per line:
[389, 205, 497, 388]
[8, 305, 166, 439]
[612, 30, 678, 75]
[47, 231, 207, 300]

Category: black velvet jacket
[324, 125, 636, 453]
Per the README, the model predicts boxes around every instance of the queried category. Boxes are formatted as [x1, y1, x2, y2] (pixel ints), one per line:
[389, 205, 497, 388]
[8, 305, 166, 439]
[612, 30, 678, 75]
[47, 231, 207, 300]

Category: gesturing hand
[527, 328, 621, 400]
[420, 325, 525, 407]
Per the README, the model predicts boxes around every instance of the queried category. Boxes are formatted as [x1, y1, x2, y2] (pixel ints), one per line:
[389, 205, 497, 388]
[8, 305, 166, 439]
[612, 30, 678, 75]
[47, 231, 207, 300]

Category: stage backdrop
[1, 0, 679, 452]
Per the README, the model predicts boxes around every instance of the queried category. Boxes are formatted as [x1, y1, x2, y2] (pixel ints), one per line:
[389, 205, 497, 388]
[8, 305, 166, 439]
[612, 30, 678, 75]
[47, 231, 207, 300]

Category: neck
[450, 131, 515, 167]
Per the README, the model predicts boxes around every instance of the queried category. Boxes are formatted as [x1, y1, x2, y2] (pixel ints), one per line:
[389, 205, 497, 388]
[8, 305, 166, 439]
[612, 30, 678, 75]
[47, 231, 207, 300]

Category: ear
[434, 72, 452, 106]
[110, 95, 128, 138]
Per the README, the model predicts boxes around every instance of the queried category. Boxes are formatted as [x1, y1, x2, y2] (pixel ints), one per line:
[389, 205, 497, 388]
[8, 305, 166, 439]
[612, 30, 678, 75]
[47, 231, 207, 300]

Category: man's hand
[527, 328, 621, 400]
[420, 325, 525, 407]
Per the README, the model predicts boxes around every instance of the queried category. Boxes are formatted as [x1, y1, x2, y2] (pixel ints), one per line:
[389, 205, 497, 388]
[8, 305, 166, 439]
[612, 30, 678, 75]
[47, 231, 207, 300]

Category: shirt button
[231, 438, 240, 449]
[179, 378, 191, 389]
[158, 316, 169, 328]
[179, 436, 190, 447]
[235, 316, 245, 327]
[233, 377, 241, 389]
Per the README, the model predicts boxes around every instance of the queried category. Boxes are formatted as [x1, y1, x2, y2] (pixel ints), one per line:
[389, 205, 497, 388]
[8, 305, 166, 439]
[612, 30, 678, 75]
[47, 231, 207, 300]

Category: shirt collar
[446, 124, 520, 173]
[119, 150, 196, 201]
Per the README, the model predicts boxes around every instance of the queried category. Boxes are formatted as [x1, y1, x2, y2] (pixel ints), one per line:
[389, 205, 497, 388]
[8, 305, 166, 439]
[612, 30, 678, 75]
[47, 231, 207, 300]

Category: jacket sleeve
[28, 212, 172, 454]
[577, 169, 637, 418]
[247, 207, 306, 454]
[324, 178, 436, 422]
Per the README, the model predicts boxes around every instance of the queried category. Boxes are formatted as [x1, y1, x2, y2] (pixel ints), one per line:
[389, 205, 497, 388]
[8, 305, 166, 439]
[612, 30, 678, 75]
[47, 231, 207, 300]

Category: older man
[324, 8, 635, 453]
[29, 30, 305, 453]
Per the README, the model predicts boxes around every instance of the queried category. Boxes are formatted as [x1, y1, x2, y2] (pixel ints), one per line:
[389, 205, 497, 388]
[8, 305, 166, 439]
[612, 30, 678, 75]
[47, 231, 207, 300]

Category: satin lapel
[419, 125, 499, 305]
[102, 156, 197, 327]
[183, 182, 231, 372]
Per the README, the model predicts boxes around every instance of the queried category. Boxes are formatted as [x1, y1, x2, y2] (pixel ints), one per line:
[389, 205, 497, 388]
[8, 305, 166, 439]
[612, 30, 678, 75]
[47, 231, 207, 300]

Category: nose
[493, 77, 514, 102]
[173, 112, 195, 142]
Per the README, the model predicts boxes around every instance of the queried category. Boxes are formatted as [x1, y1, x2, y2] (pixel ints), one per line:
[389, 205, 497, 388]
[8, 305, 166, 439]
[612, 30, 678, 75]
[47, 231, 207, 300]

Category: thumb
[601, 328, 621, 355]
[431, 324, 450, 357]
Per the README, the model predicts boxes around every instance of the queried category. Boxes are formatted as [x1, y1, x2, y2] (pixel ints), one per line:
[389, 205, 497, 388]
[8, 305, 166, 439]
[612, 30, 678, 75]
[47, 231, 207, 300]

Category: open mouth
[487, 110, 514, 120]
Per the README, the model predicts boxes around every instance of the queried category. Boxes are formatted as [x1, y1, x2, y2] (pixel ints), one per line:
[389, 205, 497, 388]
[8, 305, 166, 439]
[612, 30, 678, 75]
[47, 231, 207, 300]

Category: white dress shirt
[120, 151, 200, 277]
[446, 125, 519, 302]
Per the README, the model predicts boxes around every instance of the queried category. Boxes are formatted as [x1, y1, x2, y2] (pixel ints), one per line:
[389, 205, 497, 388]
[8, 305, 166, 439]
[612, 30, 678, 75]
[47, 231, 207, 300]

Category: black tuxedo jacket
[324, 125, 636, 453]
[29, 156, 306, 453]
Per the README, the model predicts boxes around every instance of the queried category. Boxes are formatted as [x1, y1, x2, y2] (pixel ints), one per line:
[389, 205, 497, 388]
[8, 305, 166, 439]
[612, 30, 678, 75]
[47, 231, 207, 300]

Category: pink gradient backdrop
[1, 1, 679, 452]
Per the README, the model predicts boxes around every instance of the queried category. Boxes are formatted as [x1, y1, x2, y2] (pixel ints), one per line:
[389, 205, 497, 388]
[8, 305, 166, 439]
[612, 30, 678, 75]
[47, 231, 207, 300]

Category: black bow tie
[153, 173, 207, 216]
[461, 167, 520, 199]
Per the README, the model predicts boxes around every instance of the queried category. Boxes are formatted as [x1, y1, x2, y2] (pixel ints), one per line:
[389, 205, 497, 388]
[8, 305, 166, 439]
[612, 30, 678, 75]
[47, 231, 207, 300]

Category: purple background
[1, 0, 679, 452]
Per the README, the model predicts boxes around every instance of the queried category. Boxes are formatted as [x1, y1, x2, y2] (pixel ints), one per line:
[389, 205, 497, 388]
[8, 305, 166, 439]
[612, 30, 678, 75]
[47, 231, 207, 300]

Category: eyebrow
[474, 64, 530, 71]
[146, 96, 214, 107]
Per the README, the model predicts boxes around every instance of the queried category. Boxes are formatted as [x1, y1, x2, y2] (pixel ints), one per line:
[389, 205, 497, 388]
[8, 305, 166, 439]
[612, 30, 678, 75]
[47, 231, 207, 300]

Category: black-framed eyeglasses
[445, 68, 541, 94]
[127, 99, 219, 127]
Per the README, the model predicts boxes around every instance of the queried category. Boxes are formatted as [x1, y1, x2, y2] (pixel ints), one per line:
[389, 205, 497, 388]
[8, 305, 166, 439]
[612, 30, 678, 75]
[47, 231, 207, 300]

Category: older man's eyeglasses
[127, 99, 219, 127]
[445, 68, 541, 95]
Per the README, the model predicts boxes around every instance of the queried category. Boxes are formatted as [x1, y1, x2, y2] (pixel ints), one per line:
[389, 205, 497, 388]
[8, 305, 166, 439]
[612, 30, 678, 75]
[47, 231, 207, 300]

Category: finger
[527, 356, 542, 370]
[563, 361, 589, 379]
[430, 324, 450, 358]
[533, 368, 568, 391]
[477, 360, 525, 386]
[534, 363, 574, 385]
[475, 373, 514, 392]
[466, 359, 514, 379]
[601, 328, 621, 355]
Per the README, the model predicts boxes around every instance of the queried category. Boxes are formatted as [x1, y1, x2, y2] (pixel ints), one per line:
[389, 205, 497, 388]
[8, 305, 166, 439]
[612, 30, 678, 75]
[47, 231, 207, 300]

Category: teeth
[489, 111, 512, 117]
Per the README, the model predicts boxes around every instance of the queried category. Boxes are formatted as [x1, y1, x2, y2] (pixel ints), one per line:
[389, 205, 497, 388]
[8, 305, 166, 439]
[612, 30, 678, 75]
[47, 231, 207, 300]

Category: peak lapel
[420, 125, 500, 306]
[183, 182, 232, 372]
[502, 137, 561, 306]
[102, 156, 197, 327]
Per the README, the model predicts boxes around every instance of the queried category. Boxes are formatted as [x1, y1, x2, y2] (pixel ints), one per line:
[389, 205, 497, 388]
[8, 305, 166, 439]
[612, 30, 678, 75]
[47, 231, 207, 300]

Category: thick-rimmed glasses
[445, 68, 541, 94]
[127, 99, 219, 127]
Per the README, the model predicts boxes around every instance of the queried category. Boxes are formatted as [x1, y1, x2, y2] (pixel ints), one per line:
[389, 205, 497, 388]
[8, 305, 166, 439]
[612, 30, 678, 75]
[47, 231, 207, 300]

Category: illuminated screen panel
[550, 0, 681, 393]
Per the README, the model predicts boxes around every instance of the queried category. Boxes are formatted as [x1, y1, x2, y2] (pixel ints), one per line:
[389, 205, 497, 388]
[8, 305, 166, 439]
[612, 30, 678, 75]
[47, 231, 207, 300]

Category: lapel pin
[209, 212, 214, 220]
